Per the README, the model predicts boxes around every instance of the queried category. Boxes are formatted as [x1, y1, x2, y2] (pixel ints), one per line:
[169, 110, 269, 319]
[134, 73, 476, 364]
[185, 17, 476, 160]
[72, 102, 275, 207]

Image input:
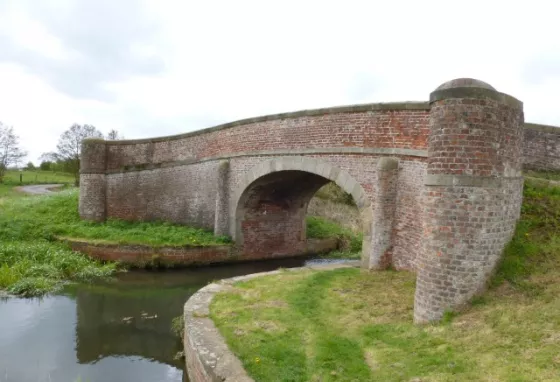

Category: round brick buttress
[413, 78, 525, 323]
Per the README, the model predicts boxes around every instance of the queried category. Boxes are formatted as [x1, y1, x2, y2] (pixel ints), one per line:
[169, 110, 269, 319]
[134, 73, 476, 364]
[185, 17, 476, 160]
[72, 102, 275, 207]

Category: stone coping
[183, 261, 360, 382]
[83, 102, 430, 146]
[429, 87, 523, 109]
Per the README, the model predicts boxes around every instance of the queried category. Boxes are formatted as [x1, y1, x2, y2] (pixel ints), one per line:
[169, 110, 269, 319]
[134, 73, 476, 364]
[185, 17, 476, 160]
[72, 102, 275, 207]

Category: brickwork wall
[523, 124, 560, 171]
[227, 155, 427, 270]
[414, 81, 525, 323]
[66, 238, 337, 266]
[79, 173, 106, 222]
[103, 105, 431, 171]
[366, 158, 399, 269]
[415, 180, 523, 320]
[105, 161, 221, 229]
[237, 171, 330, 259]
[427, 98, 524, 177]
[392, 159, 427, 270]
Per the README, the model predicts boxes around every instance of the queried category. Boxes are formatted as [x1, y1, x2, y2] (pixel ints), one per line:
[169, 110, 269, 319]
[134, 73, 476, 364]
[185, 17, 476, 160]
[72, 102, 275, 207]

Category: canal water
[0, 257, 345, 382]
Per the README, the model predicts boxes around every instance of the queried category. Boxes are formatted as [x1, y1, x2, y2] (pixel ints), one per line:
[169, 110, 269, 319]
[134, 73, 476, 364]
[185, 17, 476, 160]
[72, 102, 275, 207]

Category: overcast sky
[0, 0, 559, 163]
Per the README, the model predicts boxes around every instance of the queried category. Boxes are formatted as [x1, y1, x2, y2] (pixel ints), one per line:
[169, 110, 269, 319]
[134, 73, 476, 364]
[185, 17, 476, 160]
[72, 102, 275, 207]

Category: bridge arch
[229, 157, 374, 262]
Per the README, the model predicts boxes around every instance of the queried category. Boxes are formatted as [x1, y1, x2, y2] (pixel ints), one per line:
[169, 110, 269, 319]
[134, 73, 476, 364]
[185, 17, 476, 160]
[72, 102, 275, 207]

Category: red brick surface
[104, 109, 430, 170]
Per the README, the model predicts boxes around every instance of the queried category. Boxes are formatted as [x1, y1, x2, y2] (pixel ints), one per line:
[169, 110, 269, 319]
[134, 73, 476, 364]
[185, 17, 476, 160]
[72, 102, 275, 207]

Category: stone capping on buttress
[429, 78, 523, 109]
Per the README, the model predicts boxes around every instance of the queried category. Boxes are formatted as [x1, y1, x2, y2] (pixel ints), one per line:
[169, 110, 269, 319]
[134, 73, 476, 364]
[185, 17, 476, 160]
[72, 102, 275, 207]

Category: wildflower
[255, 357, 261, 363]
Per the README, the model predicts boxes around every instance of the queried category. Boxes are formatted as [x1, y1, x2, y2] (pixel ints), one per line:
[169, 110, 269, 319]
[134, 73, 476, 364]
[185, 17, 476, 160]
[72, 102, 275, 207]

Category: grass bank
[210, 178, 560, 381]
[0, 179, 362, 295]
[306, 216, 362, 260]
[0, 242, 116, 297]
[2, 184, 356, 250]
[0, 188, 232, 247]
[0, 168, 118, 295]
[2, 169, 74, 185]
[307, 182, 362, 260]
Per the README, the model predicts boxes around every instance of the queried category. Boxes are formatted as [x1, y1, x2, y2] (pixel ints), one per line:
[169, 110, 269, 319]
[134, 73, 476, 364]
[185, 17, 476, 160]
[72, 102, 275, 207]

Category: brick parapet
[523, 123, 560, 171]
[101, 107, 431, 172]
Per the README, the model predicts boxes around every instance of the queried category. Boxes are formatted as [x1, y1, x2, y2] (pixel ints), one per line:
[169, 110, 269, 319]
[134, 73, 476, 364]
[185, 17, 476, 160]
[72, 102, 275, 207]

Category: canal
[0, 257, 344, 382]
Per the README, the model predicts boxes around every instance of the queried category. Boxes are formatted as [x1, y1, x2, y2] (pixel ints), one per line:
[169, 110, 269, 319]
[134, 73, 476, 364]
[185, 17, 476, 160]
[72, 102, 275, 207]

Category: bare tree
[0, 123, 27, 183]
[44, 124, 103, 186]
[106, 129, 124, 140]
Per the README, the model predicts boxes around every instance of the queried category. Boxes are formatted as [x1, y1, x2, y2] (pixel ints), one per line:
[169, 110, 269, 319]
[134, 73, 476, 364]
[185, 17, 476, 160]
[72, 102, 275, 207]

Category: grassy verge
[306, 216, 362, 260]
[0, 184, 24, 201]
[1, 185, 118, 296]
[2, 169, 74, 185]
[0, 184, 232, 296]
[0, 188, 232, 247]
[210, 179, 560, 381]
[0, 241, 116, 297]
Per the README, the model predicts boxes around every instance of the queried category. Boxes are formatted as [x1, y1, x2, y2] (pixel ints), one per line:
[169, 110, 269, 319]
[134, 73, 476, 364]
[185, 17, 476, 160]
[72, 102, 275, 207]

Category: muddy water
[0, 257, 345, 382]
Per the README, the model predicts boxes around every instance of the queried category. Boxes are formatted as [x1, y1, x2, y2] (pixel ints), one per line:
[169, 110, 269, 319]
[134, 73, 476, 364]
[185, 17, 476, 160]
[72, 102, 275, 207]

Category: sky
[0, 0, 559, 163]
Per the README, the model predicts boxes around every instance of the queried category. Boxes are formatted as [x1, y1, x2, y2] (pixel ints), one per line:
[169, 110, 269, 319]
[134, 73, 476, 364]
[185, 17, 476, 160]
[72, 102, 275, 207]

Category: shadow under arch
[229, 157, 373, 262]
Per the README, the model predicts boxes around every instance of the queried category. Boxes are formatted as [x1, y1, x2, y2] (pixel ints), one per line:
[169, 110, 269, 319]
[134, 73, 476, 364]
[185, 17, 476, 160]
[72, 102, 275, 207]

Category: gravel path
[16, 184, 64, 195]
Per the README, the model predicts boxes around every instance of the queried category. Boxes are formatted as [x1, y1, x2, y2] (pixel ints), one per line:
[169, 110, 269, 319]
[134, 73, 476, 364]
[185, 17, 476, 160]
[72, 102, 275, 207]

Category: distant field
[2, 170, 74, 185]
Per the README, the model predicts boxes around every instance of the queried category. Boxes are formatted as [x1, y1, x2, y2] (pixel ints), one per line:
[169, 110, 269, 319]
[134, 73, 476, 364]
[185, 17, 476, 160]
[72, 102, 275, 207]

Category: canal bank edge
[59, 237, 338, 267]
[183, 261, 360, 382]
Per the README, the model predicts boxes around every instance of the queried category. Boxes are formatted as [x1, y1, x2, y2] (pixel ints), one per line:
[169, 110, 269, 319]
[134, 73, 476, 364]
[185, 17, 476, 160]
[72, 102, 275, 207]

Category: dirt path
[526, 176, 560, 186]
[16, 184, 64, 195]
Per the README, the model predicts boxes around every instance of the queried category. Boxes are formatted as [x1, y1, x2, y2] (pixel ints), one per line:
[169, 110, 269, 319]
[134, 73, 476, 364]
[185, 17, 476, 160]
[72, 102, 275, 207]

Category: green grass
[0, 184, 24, 200]
[211, 179, 560, 381]
[0, 184, 231, 296]
[0, 241, 116, 297]
[2, 169, 74, 185]
[0, 188, 232, 247]
[306, 216, 362, 259]
[0, 186, 118, 296]
[524, 169, 560, 182]
[313, 182, 356, 206]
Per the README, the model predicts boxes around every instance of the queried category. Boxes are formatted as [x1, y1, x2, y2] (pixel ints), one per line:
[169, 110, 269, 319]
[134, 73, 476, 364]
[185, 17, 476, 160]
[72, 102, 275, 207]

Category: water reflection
[0, 257, 317, 382]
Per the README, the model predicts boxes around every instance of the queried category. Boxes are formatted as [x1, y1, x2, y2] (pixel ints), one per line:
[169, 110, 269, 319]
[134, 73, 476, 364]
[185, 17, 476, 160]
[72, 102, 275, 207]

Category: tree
[106, 129, 124, 140]
[44, 124, 103, 186]
[39, 160, 53, 171]
[0, 123, 27, 183]
[25, 161, 35, 170]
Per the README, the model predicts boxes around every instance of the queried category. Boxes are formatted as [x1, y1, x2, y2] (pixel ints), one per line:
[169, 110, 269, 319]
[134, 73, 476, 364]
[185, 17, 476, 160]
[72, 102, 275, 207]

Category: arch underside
[230, 157, 374, 262]
[237, 171, 332, 259]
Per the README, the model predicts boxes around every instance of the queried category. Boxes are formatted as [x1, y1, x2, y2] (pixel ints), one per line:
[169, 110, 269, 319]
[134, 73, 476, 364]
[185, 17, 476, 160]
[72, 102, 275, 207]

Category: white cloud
[0, 0, 559, 162]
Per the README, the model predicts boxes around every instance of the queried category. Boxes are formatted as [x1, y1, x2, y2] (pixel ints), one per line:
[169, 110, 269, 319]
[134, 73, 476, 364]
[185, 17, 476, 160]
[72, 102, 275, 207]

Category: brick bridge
[79, 78, 560, 322]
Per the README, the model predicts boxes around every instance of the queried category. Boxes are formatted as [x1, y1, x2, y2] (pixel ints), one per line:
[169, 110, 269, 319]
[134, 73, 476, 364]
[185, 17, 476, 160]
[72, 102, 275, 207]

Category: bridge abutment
[214, 160, 230, 236]
[364, 157, 399, 270]
[414, 79, 524, 323]
[79, 139, 107, 222]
